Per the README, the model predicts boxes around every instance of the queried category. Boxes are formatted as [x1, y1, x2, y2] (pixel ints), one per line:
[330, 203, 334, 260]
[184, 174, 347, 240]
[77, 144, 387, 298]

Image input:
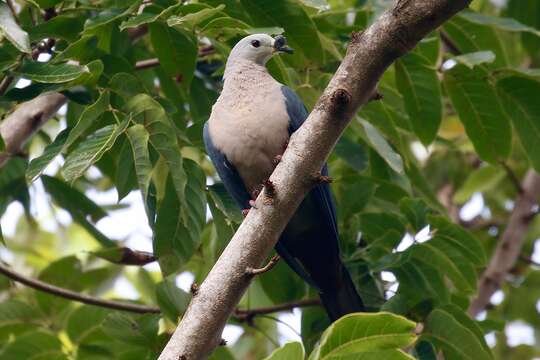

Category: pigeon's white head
[227, 34, 294, 66]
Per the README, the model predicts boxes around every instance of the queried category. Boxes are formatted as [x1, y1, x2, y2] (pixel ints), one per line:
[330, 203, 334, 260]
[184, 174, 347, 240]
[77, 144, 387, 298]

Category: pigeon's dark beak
[273, 35, 294, 54]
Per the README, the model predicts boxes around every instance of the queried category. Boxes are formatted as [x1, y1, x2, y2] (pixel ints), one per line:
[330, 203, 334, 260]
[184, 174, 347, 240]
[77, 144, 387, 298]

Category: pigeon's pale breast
[208, 70, 290, 195]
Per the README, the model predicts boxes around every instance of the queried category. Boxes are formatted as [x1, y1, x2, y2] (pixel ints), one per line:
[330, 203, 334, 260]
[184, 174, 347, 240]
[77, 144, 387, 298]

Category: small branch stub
[369, 90, 383, 102]
[245, 255, 280, 276]
[331, 88, 351, 108]
[314, 173, 333, 184]
[190, 282, 199, 295]
[263, 179, 276, 203]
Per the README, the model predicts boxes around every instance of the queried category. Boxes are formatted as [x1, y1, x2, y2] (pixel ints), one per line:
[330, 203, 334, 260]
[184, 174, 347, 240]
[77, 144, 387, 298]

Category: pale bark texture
[469, 170, 540, 317]
[158, 1, 472, 359]
[0, 93, 67, 167]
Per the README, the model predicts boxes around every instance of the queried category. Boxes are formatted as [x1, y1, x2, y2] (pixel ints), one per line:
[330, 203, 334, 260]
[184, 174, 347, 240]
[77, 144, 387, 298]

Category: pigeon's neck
[223, 58, 273, 89]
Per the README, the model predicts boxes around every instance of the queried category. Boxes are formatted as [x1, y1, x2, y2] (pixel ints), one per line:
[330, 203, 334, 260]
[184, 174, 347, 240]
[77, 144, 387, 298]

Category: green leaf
[443, 15, 508, 67]
[506, 0, 540, 57]
[246, 26, 285, 35]
[154, 160, 206, 275]
[28, 14, 84, 42]
[108, 73, 147, 100]
[439, 304, 491, 356]
[125, 94, 187, 223]
[4, 60, 102, 102]
[209, 347, 236, 360]
[41, 176, 106, 222]
[428, 216, 487, 266]
[453, 165, 505, 204]
[84, 2, 141, 31]
[444, 64, 511, 164]
[115, 138, 137, 201]
[126, 125, 153, 215]
[62, 118, 129, 182]
[208, 183, 243, 223]
[452, 51, 495, 69]
[166, 4, 226, 28]
[149, 23, 197, 88]
[334, 176, 375, 218]
[14, 60, 90, 83]
[259, 258, 306, 303]
[310, 312, 417, 360]
[360, 120, 403, 174]
[299, 0, 329, 10]
[411, 244, 474, 294]
[26, 128, 69, 183]
[460, 10, 540, 37]
[264, 342, 305, 360]
[64, 91, 110, 150]
[334, 136, 368, 172]
[34, 256, 86, 315]
[0, 300, 42, 341]
[497, 76, 540, 173]
[1, 331, 67, 360]
[66, 306, 109, 344]
[395, 52, 442, 145]
[0, 3, 31, 53]
[155, 278, 190, 322]
[424, 309, 492, 360]
[399, 198, 430, 232]
[241, 0, 324, 64]
[102, 313, 159, 348]
[120, 3, 183, 30]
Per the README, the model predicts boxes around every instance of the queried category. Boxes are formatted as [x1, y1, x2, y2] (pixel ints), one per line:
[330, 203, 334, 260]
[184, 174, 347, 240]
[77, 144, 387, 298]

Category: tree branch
[233, 298, 320, 322]
[0, 261, 161, 313]
[0, 260, 319, 318]
[0, 93, 67, 168]
[158, 1, 472, 359]
[468, 170, 540, 317]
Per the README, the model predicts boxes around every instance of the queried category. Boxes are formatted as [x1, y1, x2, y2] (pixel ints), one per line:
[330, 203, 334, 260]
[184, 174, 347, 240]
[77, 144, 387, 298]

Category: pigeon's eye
[251, 40, 260, 48]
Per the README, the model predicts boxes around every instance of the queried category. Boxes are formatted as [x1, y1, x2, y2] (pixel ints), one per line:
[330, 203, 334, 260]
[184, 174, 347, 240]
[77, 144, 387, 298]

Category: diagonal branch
[468, 170, 540, 317]
[0, 93, 67, 168]
[158, 1, 472, 359]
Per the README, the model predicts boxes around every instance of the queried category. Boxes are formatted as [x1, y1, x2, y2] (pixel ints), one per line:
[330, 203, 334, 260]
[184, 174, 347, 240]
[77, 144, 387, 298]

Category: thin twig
[439, 30, 460, 55]
[258, 314, 302, 338]
[249, 323, 280, 347]
[0, 261, 161, 313]
[519, 254, 540, 267]
[245, 255, 280, 276]
[234, 298, 320, 321]
[0, 76, 14, 96]
[0, 260, 320, 318]
[135, 58, 160, 70]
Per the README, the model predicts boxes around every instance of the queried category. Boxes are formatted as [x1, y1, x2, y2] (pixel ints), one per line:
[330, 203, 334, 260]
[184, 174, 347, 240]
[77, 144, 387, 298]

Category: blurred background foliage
[0, 0, 540, 358]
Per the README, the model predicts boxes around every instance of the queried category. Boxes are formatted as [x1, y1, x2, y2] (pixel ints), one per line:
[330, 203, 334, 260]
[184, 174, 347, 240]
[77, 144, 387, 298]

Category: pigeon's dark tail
[318, 267, 365, 321]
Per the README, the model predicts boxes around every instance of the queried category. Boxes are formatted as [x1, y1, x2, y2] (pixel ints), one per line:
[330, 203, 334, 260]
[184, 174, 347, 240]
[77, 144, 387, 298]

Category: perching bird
[203, 34, 364, 321]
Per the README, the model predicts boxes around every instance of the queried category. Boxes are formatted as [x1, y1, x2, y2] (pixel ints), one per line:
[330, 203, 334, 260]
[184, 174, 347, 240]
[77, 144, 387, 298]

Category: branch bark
[158, 1, 472, 359]
[0, 93, 67, 168]
[468, 170, 540, 317]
